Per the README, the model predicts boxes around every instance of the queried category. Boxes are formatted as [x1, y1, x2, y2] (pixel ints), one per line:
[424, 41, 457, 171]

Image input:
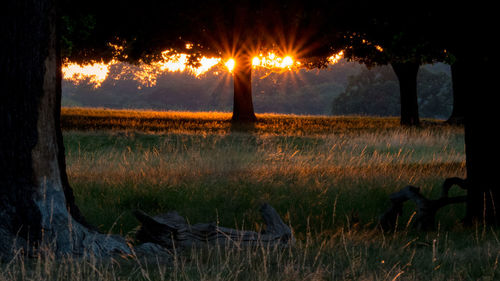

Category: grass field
[3, 108, 499, 280]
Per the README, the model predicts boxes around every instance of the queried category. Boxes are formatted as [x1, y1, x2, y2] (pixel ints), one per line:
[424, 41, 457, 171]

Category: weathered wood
[380, 177, 467, 230]
[134, 204, 294, 250]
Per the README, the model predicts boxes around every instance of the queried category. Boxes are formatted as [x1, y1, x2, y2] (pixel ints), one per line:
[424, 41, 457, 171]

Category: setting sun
[281, 56, 294, 68]
[225, 58, 236, 72]
[252, 57, 261, 66]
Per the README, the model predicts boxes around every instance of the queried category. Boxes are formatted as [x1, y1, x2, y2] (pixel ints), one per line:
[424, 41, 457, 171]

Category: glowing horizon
[251, 53, 297, 70]
[62, 49, 344, 89]
[62, 60, 117, 88]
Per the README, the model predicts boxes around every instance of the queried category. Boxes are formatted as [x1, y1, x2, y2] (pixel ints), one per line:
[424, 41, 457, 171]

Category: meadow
[3, 108, 499, 280]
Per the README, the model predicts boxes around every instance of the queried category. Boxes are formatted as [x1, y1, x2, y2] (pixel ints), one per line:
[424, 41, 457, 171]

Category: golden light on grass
[53, 107, 473, 280]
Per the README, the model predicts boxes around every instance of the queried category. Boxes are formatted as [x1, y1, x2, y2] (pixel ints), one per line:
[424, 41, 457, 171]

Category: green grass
[4, 108, 498, 281]
[62, 116, 466, 236]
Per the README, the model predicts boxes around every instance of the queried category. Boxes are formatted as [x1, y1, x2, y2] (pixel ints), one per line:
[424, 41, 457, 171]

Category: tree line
[63, 61, 453, 119]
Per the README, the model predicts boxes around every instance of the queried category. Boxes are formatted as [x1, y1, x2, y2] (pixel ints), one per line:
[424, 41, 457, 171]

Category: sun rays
[62, 36, 344, 90]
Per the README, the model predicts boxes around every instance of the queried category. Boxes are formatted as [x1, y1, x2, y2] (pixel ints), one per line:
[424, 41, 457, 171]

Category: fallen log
[380, 177, 467, 230]
[133, 203, 294, 250]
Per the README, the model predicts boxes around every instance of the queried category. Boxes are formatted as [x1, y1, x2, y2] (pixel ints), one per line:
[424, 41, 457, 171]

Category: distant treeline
[62, 61, 451, 118]
[331, 64, 452, 119]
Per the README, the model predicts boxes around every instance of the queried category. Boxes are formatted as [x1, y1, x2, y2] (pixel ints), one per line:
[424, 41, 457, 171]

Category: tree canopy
[61, 0, 339, 65]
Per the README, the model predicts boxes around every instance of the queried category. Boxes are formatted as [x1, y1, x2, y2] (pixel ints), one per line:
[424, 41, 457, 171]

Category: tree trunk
[447, 61, 466, 125]
[460, 56, 499, 225]
[392, 62, 420, 126]
[0, 0, 129, 258]
[232, 54, 257, 122]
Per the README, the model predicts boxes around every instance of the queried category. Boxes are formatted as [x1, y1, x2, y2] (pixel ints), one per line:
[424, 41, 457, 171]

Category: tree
[424, 1, 499, 223]
[61, 0, 339, 122]
[331, 66, 400, 116]
[461, 57, 497, 224]
[450, 30, 498, 225]
[325, 1, 499, 224]
[0, 0, 129, 258]
[331, 66, 452, 118]
[328, 2, 447, 126]
[391, 2, 499, 225]
[0, 0, 333, 257]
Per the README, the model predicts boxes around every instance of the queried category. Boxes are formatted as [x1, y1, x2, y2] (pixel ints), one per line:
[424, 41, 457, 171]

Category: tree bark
[392, 62, 420, 126]
[460, 56, 499, 225]
[232, 54, 257, 122]
[446, 61, 466, 125]
[0, 0, 129, 258]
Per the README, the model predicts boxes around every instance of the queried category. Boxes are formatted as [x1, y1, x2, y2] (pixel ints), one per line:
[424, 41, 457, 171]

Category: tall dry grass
[4, 108, 494, 280]
[62, 114, 465, 236]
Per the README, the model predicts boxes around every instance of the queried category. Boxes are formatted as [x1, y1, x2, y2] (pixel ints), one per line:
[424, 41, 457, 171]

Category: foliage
[61, 0, 339, 65]
[331, 65, 452, 119]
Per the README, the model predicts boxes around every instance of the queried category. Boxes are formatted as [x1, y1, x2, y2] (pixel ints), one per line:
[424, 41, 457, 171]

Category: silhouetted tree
[61, 0, 335, 122]
[331, 66, 452, 118]
[407, 2, 499, 224]
[445, 8, 498, 225]
[326, 2, 448, 126]
[0, 0, 129, 257]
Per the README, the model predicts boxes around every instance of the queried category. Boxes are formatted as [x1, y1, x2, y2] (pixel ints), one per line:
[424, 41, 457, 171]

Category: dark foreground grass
[3, 108, 498, 280]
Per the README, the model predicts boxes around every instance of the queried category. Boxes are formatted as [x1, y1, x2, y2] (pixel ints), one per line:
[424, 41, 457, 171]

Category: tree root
[380, 177, 467, 231]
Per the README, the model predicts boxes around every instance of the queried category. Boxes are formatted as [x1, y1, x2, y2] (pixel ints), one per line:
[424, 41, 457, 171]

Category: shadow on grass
[230, 120, 257, 133]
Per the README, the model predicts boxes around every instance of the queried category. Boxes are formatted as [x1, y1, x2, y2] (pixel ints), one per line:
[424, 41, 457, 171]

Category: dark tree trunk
[460, 56, 499, 225]
[392, 62, 420, 126]
[0, 0, 128, 258]
[447, 61, 466, 125]
[232, 54, 257, 122]
[441, 0, 500, 226]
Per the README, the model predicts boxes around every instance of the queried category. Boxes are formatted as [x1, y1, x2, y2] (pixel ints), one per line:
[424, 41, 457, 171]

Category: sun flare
[328, 51, 344, 64]
[62, 46, 345, 89]
[225, 58, 236, 72]
[251, 52, 298, 70]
